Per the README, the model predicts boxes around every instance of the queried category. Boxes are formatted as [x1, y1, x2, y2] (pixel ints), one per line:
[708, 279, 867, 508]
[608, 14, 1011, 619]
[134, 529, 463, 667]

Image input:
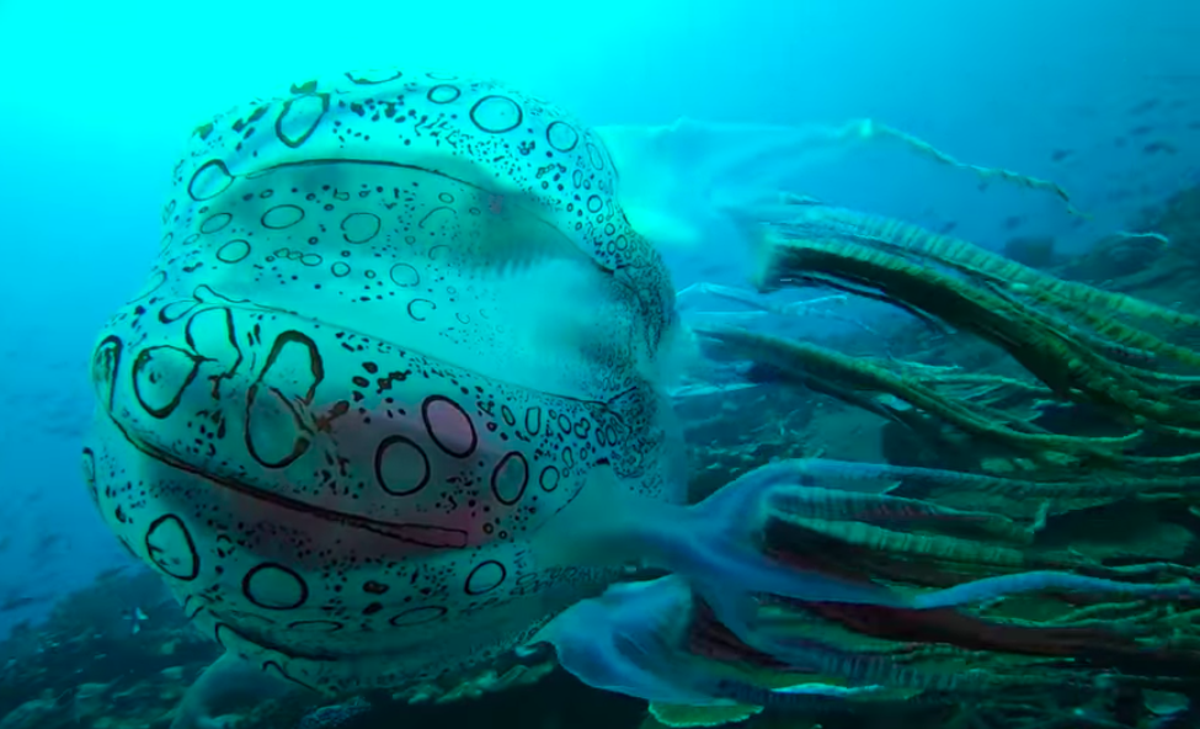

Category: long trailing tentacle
[705, 678, 911, 712]
[536, 456, 1200, 706]
[523, 577, 721, 705]
[754, 450, 1200, 499]
[646, 458, 1200, 615]
[671, 459, 1200, 695]
[767, 485, 1028, 541]
[912, 571, 1200, 609]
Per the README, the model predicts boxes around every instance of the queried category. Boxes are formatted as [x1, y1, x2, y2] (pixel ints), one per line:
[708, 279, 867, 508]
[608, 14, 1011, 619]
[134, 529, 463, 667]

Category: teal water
[0, 0, 1197, 649]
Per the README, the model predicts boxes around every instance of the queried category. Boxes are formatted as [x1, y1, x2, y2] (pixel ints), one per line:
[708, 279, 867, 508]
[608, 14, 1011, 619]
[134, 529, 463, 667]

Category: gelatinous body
[84, 67, 684, 694]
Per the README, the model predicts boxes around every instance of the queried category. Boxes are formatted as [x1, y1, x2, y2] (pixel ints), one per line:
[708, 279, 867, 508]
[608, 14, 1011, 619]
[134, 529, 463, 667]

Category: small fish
[296, 697, 373, 729]
[1143, 140, 1179, 155]
[95, 564, 132, 582]
[1129, 124, 1155, 136]
[1049, 148, 1074, 162]
[0, 595, 40, 613]
[1001, 215, 1025, 231]
[1129, 98, 1161, 115]
[35, 532, 63, 551]
[744, 362, 789, 386]
[123, 607, 148, 635]
[1188, 120, 1200, 130]
[937, 221, 958, 234]
[1114, 136, 1128, 148]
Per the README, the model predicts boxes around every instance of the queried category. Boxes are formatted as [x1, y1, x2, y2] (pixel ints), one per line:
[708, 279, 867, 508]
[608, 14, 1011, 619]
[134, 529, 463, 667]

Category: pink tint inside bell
[486, 193, 506, 216]
[425, 398, 480, 456]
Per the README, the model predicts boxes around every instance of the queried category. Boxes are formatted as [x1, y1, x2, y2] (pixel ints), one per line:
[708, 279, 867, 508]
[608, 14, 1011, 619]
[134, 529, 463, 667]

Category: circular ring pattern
[199, 212, 233, 234]
[586, 142, 606, 171]
[464, 560, 506, 595]
[491, 451, 529, 505]
[539, 465, 560, 492]
[242, 562, 309, 610]
[470, 95, 523, 134]
[262, 205, 306, 229]
[427, 85, 461, 104]
[188, 160, 235, 201]
[217, 240, 251, 263]
[346, 70, 404, 85]
[422, 395, 477, 458]
[144, 514, 199, 581]
[132, 345, 201, 419]
[407, 298, 436, 321]
[287, 620, 344, 632]
[388, 605, 448, 627]
[374, 435, 431, 496]
[546, 121, 579, 152]
[341, 212, 381, 244]
[389, 263, 420, 287]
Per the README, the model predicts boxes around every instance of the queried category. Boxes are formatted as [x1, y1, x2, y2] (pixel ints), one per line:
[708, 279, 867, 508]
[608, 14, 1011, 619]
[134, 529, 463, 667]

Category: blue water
[0, 0, 1197, 639]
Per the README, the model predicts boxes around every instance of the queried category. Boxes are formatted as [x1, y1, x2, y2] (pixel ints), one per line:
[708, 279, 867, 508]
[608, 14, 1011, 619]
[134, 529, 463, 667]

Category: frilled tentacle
[912, 571, 1200, 609]
[705, 678, 911, 712]
[525, 577, 736, 705]
[678, 460, 1200, 691]
[768, 486, 1028, 542]
[636, 458, 1200, 613]
[799, 601, 1200, 679]
[537, 459, 1200, 704]
[766, 201, 1198, 348]
[762, 455, 1200, 500]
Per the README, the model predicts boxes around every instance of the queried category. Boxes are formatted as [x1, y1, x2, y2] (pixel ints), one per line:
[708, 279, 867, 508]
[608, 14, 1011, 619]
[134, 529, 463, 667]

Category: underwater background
[2, 0, 1200, 727]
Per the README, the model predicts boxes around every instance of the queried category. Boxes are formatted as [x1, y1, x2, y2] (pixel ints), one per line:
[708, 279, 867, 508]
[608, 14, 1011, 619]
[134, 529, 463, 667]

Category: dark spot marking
[388, 605, 448, 627]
